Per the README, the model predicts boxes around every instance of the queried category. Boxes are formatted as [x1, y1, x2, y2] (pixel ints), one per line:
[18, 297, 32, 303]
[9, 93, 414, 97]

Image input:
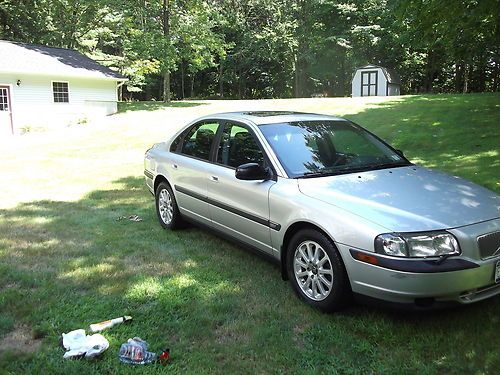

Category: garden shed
[0, 40, 126, 135]
[351, 65, 400, 97]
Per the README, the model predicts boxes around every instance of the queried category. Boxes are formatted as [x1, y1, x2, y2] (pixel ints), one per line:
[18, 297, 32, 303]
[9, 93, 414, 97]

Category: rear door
[0, 86, 13, 136]
[169, 120, 221, 226]
[204, 121, 276, 254]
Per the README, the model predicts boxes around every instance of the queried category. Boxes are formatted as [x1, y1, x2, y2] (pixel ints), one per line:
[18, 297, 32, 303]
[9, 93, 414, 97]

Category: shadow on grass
[0, 174, 499, 373]
[118, 100, 207, 113]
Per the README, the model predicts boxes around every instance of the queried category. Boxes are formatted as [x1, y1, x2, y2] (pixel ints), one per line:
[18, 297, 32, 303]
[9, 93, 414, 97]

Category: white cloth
[62, 329, 109, 359]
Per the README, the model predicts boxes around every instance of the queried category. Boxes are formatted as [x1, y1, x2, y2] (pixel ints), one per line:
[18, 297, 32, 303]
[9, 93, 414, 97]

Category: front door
[0, 86, 13, 136]
[205, 121, 276, 254]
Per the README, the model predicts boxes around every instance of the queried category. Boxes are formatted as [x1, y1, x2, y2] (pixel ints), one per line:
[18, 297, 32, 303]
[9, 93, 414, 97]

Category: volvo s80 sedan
[144, 111, 500, 311]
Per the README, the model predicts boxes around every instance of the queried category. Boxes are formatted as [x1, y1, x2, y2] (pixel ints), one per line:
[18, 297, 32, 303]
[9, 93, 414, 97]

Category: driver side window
[216, 122, 264, 168]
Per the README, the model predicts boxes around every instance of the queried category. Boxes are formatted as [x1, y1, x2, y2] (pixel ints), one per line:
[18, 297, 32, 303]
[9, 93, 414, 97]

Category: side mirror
[235, 163, 271, 181]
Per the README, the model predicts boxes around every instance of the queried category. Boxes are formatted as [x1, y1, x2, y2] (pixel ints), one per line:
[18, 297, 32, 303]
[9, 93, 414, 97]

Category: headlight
[375, 232, 460, 258]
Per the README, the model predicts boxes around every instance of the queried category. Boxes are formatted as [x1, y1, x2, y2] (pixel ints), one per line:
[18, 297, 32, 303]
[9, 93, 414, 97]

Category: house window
[361, 71, 378, 96]
[52, 82, 69, 103]
[0, 87, 9, 111]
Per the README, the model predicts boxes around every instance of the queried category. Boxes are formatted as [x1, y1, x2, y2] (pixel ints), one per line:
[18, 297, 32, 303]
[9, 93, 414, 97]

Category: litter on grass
[118, 337, 157, 365]
[62, 329, 109, 359]
[90, 316, 132, 333]
[116, 215, 143, 222]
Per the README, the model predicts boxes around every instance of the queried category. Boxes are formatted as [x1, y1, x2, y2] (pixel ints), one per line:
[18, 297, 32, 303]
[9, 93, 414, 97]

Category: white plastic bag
[62, 329, 109, 359]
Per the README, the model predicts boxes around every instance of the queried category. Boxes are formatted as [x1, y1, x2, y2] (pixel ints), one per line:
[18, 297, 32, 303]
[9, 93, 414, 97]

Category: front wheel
[287, 229, 351, 312]
[155, 182, 184, 230]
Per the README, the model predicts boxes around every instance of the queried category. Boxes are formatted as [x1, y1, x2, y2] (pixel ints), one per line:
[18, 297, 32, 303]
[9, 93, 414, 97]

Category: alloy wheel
[293, 240, 334, 301]
[158, 188, 173, 225]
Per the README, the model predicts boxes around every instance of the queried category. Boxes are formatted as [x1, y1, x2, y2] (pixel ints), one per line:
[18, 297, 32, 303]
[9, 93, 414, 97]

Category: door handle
[210, 175, 219, 182]
[172, 164, 178, 169]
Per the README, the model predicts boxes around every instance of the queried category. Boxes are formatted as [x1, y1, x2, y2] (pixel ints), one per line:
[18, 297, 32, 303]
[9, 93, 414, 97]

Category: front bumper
[339, 218, 500, 306]
[343, 246, 499, 305]
[338, 244, 500, 307]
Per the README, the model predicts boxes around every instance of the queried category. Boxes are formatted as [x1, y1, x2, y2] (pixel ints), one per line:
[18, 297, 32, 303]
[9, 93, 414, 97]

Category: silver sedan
[144, 111, 500, 311]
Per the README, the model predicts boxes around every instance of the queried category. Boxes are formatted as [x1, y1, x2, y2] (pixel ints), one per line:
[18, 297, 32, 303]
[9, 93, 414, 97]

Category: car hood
[298, 166, 500, 232]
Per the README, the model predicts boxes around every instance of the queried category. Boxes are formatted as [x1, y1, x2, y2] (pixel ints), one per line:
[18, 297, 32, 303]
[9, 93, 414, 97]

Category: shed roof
[354, 64, 401, 85]
[0, 40, 126, 80]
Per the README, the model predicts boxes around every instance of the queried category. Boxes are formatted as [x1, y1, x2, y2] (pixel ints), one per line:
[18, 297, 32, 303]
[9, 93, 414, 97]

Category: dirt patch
[215, 324, 249, 345]
[292, 323, 309, 349]
[0, 325, 42, 356]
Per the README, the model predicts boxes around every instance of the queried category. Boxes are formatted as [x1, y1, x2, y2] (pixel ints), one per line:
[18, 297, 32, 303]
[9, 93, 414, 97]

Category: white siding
[0, 72, 118, 133]
[351, 70, 362, 97]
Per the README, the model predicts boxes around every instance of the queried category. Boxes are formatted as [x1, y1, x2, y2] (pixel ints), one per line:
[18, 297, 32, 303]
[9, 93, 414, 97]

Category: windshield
[259, 120, 410, 178]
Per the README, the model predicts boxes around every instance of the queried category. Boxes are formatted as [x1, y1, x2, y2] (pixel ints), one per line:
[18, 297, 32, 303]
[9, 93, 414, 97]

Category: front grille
[477, 231, 500, 259]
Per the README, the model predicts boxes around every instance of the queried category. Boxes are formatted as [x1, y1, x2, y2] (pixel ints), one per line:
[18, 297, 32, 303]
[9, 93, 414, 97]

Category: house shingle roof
[0, 40, 126, 80]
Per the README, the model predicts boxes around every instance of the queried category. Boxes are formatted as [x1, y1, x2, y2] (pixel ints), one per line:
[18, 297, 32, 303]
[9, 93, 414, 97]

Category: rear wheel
[155, 182, 184, 230]
[287, 229, 351, 312]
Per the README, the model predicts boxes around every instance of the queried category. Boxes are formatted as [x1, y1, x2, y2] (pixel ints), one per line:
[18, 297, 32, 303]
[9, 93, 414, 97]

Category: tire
[286, 229, 351, 312]
[155, 182, 184, 230]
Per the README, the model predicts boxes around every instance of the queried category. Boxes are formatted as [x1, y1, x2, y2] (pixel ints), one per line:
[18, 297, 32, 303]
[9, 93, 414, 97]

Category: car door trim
[174, 184, 281, 231]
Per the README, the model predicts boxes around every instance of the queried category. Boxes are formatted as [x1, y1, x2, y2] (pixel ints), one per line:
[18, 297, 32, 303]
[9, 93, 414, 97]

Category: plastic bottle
[118, 337, 157, 365]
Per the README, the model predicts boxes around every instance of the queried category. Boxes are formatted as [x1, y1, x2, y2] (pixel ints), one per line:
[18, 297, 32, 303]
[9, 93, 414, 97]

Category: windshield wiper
[375, 161, 412, 168]
[299, 171, 338, 178]
[298, 166, 368, 178]
[297, 161, 412, 178]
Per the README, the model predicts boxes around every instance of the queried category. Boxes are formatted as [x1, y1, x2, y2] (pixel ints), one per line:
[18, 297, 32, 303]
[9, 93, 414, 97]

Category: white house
[351, 65, 400, 97]
[0, 40, 127, 135]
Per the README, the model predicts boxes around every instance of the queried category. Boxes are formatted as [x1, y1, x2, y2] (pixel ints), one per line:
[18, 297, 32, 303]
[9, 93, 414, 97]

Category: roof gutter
[0, 69, 127, 81]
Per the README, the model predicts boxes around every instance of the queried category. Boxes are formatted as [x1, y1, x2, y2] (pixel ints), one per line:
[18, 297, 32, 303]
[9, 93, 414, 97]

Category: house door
[0, 86, 13, 136]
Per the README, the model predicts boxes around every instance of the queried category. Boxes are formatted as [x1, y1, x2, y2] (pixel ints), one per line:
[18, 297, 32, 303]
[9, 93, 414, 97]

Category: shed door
[0, 86, 13, 135]
[361, 71, 378, 96]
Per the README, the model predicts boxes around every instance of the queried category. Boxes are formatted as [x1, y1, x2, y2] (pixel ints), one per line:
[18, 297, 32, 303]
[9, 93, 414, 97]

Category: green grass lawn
[0, 93, 499, 374]
[118, 100, 206, 113]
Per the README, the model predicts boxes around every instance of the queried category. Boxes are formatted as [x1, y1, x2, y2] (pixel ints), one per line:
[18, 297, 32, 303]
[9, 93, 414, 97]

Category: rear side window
[181, 121, 220, 160]
[170, 131, 185, 152]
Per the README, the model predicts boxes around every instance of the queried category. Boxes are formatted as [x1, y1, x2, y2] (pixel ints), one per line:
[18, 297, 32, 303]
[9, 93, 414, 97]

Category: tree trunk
[218, 62, 224, 98]
[181, 63, 185, 99]
[455, 61, 463, 93]
[238, 66, 242, 99]
[493, 57, 499, 92]
[162, 0, 171, 102]
[463, 63, 469, 93]
[294, 53, 299, 98]
[294, 0, 308, 98]
[424, 49, 436, 93]
[190, 75, 195, 98]
[476, 52, 487, 92]
[163, 71, 171, 103]
[340, 50, 345, 96]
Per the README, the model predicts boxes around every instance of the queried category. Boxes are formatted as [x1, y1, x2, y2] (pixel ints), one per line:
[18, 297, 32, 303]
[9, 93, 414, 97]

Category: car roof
[194, 111, 347, 125]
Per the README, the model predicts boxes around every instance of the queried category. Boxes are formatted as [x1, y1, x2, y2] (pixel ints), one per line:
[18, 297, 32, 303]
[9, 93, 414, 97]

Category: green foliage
[0, 0, 497, 98]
